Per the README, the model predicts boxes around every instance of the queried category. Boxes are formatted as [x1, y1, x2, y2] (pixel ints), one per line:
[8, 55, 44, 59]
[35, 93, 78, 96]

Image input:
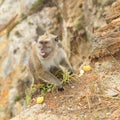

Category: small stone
[71, 86, 75, 89]
[105, 89, 118, 97]
[79, 69, 84, 77]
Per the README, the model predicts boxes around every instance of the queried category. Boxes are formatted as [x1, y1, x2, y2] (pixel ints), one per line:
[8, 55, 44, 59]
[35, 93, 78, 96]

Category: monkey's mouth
[41, 51, 45, 56]
[40, 50, 48, 58]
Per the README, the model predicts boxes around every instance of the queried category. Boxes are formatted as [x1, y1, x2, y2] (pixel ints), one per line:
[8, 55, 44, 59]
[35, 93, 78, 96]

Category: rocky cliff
[0, 0, 120, 120]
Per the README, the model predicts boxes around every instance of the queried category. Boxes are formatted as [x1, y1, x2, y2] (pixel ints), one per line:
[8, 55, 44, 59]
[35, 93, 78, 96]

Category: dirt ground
[25, 53, 120, 120]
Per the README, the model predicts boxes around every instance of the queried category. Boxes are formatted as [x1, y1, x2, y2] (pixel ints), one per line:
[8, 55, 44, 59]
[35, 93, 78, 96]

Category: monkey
[6, 33, 73, 118]
[28, 33, 73, 91]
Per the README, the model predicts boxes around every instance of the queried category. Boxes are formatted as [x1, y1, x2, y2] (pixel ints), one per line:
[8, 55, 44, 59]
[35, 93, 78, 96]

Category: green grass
[21, 13, 27, 20]
[30, 0, 44, 11]
[25, 87, 36, 105]
[28, 21, 34, 25]
[14, 95, 22, 102]
[7, 21, 20, 37]
[25, 83, 55, 105]
[15, 31, 22, 37]
[62, 71, 72, 83]
[7, 14, 27, 37]
[76, 23, 83, 30]
[57, 15, 62, 23]
[25, 71, 74, 105]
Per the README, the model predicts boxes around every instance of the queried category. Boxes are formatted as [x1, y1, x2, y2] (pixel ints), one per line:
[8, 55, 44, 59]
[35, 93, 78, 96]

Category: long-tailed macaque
[29, 33, 73, 90]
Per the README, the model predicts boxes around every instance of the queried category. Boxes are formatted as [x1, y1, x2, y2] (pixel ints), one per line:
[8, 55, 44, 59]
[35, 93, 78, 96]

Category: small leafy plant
[25, 70, 75, 105]
[30, 0, 44, 11]
[25, 83, 55, 105]
[62, 72, 71, 83]
[76, 23, 83, 30]
[37, 83, 55, 96]
[7, 14, 27, 37]
[25, 87, 36, 105]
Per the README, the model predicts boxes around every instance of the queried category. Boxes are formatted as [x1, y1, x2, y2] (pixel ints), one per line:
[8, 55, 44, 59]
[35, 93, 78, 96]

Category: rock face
[83, 0, 120, 58]
[0, 0, 36, 31]
[11, 104, 71, 120]
[0, 0, 120, 119]
[0, 0, 63, 119]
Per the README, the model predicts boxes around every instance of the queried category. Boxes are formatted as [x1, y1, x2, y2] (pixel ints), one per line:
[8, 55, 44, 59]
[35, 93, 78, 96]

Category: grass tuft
[7, 21, 20, 37]
[30, 0, 44, 11]
[76, 23, 83, 30]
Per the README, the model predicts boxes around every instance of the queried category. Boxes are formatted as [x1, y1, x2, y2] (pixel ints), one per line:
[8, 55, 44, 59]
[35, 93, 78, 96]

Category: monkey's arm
[38, 70, 62, 86]
[60, 58, 73, 74]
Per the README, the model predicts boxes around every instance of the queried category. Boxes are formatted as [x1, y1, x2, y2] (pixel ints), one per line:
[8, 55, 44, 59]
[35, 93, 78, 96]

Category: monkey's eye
[39, 41, 43, 44]
[54, 37, 59, 42]
[44, 41, 48, 44]
[39, 41, 48, 44]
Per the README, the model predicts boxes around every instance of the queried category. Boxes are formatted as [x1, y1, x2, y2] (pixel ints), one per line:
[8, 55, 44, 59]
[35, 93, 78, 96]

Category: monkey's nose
[41, 48, 45, 53]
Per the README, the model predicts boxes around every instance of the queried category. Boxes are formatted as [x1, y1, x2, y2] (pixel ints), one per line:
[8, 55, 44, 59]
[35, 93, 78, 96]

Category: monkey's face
[37, 33, 59, 58]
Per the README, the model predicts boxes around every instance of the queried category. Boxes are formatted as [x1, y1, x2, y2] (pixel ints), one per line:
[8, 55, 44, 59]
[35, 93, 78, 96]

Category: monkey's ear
[54, 36, 59, 42]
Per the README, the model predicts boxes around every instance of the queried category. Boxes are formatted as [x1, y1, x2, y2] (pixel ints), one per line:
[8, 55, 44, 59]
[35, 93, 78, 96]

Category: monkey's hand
[68, 68, 73, 75]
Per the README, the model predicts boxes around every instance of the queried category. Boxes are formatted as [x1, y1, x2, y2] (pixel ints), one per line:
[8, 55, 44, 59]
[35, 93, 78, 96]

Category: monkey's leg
[50, 67, 63, 80]
[38, 71, 62, 86]
[28, 58, 42, 84]
[38, 71, 64, 91]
